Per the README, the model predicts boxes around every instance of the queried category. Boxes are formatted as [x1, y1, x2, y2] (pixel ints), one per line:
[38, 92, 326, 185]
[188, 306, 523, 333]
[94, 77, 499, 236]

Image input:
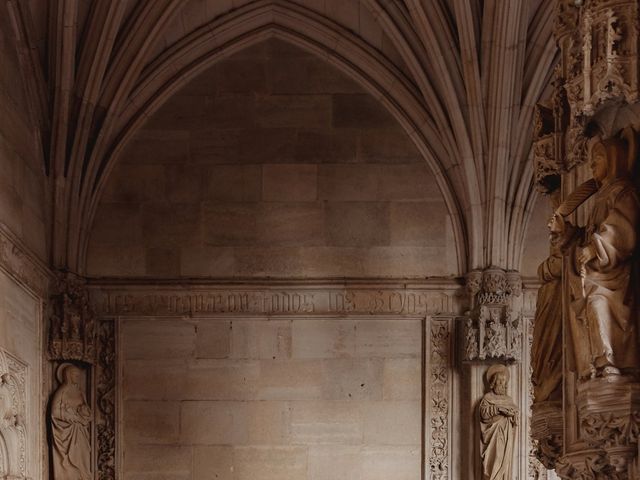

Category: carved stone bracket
[48, 271, 96, 363]
[532, 401, 564, 469]
[462, 269, 524, 362]
[556, 450, 624, 480]
[577, 378, 640, 450]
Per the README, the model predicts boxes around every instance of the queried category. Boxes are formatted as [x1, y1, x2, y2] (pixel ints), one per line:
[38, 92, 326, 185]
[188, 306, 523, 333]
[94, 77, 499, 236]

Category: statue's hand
[578, 245, 597, 265]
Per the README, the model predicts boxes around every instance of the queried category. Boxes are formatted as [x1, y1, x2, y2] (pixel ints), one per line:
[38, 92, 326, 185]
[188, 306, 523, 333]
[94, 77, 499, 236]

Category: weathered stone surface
[256, 360, 324, 400]
[382, 358, 421, 400]
[123, 400, 180, 444]
[123, 444, 191, 479]
[307, 445, 363, 480]
[354, 319, 421, 357]
[196, 320, 231, 359]
[122, 318, 196, 360]
[233, 446, 308, 480]
[123, 359, 188, 401]
[231, 319, 292, 360]
[362, 401, 422, 445]
[262, 164, 318, 202]
[290, 401, 362, 445]
[332, 94, 396, 128]
[193, 446, 233, 480]
[183, 360, 260, 400]
[360, 446, 421, 480]
[325, 202, 390, 247]
[292, 319, 357, 359]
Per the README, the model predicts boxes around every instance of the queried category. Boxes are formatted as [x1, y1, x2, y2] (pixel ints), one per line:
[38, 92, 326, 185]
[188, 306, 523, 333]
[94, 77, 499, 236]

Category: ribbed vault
[7, 0, 558, 276]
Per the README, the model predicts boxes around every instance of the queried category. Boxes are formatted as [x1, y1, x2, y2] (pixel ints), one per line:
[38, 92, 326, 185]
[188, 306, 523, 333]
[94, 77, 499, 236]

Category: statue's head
[590, 132, 635, 184]
[59, 364, 82, 386]
[486, 364, 509, 395]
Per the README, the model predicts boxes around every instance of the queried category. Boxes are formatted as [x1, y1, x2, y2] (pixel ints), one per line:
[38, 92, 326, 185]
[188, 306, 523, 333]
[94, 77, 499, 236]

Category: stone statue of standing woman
[50, 364, 92, 480]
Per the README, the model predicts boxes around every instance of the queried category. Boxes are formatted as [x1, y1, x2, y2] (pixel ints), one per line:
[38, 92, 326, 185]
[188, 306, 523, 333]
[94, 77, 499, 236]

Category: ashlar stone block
[123, 400, 180, 444]
[233, 446, 308, 480]
[231, 319, 292, 360]
[292, 319, 356, 359]
[290, 401, 362, 445]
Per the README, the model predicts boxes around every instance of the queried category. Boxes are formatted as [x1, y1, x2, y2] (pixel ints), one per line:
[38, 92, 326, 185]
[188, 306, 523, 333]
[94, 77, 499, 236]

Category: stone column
[459, 267, 542, 479]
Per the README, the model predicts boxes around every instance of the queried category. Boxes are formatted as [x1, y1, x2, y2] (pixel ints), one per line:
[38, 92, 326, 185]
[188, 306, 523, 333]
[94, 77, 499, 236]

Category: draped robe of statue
[50, 365, 92, 480]
[561, 139, 640, 379]
[479, 367, 518, 480]
[531, 239, 563, 402]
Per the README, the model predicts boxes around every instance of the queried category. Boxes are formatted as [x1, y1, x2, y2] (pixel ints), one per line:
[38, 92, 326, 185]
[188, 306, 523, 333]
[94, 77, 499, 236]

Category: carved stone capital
[48, 271, 96, 363]
[532, 401, 564, 469]
[462, 269, 524, 362]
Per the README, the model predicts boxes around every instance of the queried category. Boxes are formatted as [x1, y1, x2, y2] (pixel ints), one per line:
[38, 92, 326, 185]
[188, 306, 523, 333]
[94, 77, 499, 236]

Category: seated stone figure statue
[552, 134, 640, 379]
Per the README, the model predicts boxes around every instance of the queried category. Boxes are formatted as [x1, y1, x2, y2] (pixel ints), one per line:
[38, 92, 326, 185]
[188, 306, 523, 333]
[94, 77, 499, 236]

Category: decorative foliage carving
[581, 411, 640, 448]
[428, 319, 451, 480]
[556, 451, 623, 480]
[463, 269, 524, 362]
[95, 320, 116, 480]
[49, 272, 96, 363]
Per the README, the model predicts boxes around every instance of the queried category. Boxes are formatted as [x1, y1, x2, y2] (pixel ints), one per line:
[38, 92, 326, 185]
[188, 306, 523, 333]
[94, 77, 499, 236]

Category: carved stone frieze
[427, 318, 452, 480]
[95, 320, 116, 480]
[462, 268, 524, 362]
[89, 280, 465, 317]
[49, 272, 96, 363]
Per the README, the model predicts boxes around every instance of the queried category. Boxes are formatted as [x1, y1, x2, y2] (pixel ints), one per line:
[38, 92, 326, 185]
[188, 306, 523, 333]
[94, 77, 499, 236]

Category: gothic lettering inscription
[93, 286, 462, 316]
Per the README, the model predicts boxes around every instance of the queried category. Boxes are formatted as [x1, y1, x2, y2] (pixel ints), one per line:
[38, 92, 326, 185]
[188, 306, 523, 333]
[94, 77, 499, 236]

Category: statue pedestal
[557, 377, 640, 479]
[532, 400, 563, 469]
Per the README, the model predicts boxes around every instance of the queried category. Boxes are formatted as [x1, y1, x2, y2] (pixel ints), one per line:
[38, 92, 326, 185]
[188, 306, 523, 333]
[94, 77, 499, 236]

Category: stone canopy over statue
[550, 130, 640, 380]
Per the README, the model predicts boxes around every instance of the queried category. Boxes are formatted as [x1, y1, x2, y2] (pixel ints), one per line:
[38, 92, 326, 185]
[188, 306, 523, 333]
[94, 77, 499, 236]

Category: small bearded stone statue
[479, 365, 518, 480]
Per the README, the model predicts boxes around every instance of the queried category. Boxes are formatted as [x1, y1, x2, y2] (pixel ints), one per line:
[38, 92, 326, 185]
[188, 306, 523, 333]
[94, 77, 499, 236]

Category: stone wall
[121, 315, 422, 480]
[86, 39, 457, 278]
[0, 2, 47, 260]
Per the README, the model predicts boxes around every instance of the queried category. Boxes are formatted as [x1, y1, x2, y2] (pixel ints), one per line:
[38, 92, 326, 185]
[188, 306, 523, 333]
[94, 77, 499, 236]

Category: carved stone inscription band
[90, 283, 464, 317]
